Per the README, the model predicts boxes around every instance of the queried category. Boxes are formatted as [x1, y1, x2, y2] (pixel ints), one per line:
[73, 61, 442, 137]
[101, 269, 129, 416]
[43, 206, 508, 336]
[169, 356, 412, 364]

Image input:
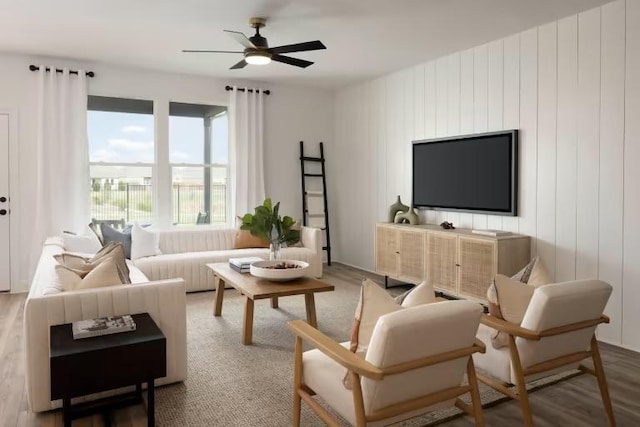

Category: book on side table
[72, 315, 136, 339]
[229, 257, 264, 274]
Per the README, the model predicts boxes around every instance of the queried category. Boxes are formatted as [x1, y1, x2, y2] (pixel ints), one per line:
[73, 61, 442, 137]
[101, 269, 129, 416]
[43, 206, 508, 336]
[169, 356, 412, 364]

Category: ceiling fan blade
[230, 59, 248, 70]
[269, 40, 326, 54]
[182, 50, 244, 53]
[224, 30, 256, 49]
[271, 54, 313, 68]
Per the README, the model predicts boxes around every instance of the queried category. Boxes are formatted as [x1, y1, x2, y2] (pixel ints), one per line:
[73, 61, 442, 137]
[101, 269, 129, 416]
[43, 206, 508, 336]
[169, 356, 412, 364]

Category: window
[169, 102, 228, 225]
[87, 97, 229, 227]
[88, 96, 154, 223]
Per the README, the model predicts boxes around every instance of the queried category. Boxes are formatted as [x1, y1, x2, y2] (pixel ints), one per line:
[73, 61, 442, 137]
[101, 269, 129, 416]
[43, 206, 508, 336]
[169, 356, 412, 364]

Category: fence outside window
[90, 182, 227, 225]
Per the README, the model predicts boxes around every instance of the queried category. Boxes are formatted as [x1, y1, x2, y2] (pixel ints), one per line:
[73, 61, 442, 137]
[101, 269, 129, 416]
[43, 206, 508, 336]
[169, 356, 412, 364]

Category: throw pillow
[394, 281, 437, 307]
[234, 216, 270, 249]
[55, 257, 124, 291]
[130, 222, 162, 260]
[486, 257, 552, 348]
[62, 225, 103, 254]
[54, 242, 131, 284]
[343, 279, 438, 389]
[101, 223, 133, 259]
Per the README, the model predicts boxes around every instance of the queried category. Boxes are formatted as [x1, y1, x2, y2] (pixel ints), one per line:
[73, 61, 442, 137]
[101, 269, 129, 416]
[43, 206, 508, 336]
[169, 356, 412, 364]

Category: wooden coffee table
[207, 263, 334, 345]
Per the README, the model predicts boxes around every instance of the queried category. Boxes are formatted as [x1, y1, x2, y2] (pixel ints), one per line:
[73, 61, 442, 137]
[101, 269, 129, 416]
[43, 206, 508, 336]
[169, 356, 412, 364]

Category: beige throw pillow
[55, 257, 125, 291]
[54, 242, 131, 284]
[486, 257, 552, 348]
[343, 279, 437, 389]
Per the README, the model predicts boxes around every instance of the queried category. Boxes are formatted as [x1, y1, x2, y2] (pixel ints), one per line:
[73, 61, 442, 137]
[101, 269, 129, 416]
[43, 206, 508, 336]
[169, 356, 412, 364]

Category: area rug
[154, 272, 581, 426]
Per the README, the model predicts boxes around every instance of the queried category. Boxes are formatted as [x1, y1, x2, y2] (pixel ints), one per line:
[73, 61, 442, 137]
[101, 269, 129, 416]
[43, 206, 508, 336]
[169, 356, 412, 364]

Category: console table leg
[63, 397, 72, 427]
[384, 276, 388, 289]
[147, 379, 155, 427]
[270, 297, 279, 309]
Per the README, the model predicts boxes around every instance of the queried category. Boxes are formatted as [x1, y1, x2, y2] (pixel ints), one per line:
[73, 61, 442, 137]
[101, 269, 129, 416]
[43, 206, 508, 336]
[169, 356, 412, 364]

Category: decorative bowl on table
[249, 260, 310, 282]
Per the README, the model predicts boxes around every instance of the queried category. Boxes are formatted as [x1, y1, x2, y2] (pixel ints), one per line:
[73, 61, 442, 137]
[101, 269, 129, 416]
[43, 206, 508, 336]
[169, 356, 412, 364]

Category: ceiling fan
[183, 17, 326, 69]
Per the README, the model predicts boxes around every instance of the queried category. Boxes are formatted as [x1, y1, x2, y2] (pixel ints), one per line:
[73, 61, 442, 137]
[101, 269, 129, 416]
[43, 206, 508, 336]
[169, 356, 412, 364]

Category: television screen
[412, 130, 517, 216]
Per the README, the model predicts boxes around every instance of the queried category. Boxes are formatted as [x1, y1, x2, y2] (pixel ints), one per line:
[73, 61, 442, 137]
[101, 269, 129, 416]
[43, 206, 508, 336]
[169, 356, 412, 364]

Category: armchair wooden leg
[591, 336, 616, 427]
[466, 357, 485, 427]
[508, 336, 534, 427]
[350, 371, 367, 427]
[293, 337, 303, 427]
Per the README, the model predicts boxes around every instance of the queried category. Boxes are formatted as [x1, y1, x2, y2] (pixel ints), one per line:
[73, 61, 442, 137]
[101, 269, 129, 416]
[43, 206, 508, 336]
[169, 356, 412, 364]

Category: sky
[87, 110, 229, 166]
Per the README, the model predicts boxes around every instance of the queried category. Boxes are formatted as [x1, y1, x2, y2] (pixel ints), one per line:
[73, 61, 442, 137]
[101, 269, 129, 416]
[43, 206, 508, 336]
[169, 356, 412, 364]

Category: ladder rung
[307, 213, 325, 218]
[322, 246, 330, 250]
[303, 173, 323, 177]
[301, 156, 324, 162]
[305, 190, 324, 196]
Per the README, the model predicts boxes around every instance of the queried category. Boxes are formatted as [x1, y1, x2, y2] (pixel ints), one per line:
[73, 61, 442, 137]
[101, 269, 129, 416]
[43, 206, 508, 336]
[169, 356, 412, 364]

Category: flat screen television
[412, 130, 518, 216]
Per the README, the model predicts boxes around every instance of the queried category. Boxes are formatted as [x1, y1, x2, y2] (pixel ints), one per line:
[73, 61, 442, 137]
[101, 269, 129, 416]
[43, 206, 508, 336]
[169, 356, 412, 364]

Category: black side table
[50, 313, 166, 427]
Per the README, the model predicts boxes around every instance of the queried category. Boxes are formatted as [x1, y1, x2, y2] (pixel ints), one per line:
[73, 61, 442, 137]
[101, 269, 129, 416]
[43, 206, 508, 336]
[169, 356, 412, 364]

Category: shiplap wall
[331, 0, 640, 350]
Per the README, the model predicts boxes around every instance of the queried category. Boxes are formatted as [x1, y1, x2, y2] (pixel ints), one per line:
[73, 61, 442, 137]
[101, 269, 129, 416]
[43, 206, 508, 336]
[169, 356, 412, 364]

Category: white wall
[0, 53, 333, 293]
[332, 0, 640, 351]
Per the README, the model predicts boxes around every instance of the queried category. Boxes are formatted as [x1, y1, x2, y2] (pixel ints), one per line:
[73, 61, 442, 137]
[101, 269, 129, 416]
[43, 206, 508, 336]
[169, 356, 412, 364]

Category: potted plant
[240, 198, 300, 260]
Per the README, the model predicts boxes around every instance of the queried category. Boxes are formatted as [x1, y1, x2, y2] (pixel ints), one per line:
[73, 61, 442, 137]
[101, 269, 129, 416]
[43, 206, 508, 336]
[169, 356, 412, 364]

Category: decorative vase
[269, 240, 281, 260]
[388, 195, 409, 222]
[394, 205, 420, 225]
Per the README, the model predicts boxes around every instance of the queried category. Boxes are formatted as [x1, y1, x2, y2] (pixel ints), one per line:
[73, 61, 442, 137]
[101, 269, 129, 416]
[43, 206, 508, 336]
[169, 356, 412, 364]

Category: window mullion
[154, 99, 172, 228]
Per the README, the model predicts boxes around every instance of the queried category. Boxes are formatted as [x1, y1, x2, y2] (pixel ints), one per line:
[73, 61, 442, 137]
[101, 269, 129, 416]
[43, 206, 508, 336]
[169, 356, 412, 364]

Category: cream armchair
[473, 279, 615, 427]
[288, 300, 485, 426]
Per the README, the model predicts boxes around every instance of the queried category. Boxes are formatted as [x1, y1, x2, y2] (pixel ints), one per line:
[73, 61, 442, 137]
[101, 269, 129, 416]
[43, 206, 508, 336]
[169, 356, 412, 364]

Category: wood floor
[1, 263, 640, 426]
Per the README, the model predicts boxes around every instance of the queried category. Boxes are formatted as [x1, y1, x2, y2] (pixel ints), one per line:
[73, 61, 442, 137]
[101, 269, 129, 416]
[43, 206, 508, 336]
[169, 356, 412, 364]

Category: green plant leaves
[240, 198, 300, 246]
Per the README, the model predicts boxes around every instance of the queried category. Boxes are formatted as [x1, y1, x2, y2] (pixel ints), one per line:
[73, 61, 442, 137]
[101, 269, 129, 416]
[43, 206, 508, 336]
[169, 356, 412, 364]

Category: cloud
[108, 138, 153, 151]
[121, 125, 146, 134]
[171, 151, 190, 161]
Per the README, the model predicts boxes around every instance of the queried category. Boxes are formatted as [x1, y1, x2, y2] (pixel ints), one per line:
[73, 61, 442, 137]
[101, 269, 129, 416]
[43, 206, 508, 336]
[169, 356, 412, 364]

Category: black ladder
[300, 141, 332, 266]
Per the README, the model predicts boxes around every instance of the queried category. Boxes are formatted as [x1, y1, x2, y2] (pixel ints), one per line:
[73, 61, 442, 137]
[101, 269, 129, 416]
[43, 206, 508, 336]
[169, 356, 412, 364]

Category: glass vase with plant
[240, 198, 300, 260]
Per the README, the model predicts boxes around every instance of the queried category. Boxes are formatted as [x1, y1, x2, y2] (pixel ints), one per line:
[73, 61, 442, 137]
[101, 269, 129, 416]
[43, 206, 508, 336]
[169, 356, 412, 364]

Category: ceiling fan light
[245, 51, 272, 65]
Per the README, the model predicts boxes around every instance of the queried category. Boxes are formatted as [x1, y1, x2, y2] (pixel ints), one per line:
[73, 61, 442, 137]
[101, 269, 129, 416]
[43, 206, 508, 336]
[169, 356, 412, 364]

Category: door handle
[0, 196, 6, 203]
[0, 209, 7, 215]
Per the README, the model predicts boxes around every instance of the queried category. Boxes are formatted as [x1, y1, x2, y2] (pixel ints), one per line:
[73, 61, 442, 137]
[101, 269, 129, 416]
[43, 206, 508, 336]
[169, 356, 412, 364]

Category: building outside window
[87, 96, 228, 226]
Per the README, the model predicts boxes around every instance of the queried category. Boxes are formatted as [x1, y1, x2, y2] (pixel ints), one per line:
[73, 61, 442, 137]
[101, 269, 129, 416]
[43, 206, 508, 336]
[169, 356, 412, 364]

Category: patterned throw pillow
[486, 257, 551, 348]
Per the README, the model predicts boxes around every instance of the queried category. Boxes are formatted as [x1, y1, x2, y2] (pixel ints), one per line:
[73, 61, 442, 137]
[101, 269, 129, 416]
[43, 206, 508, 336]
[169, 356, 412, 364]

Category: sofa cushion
[131, 223, 162, 260]
[234, 229, 269, 249]
[101, 223, 133, 259]
[54, 242, 131, 284]
[158, 228, 237, 254]
[62, 225, 102, 254]
[55, 257, 125, 291]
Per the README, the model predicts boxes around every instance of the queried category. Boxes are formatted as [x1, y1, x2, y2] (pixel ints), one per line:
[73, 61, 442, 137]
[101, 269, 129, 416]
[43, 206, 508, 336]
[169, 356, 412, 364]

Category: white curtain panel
[32, 67, 89, 249]
[228, 87, 266, 220]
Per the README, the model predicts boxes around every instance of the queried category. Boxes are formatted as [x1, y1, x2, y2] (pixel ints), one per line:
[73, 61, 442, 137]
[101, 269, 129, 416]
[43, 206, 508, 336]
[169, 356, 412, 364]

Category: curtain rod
[225, 85, 270, 95]
[29, 64, 95, 78]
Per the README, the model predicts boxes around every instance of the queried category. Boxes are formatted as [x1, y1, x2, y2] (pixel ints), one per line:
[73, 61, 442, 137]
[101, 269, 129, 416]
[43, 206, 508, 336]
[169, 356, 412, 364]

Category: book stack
[229, 257, 264, 273]
[72, 315, 136, 339]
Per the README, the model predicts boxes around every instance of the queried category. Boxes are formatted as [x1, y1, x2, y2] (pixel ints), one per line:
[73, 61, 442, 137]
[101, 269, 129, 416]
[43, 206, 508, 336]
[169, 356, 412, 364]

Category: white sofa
[133, 226, 323, 293]
[24, 237, 188, 413]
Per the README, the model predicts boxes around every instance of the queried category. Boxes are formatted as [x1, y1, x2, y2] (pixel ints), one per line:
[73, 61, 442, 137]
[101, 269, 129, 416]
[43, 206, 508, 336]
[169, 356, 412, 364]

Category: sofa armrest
[301, 226, 322, 254]
[24, 279, 187, 412]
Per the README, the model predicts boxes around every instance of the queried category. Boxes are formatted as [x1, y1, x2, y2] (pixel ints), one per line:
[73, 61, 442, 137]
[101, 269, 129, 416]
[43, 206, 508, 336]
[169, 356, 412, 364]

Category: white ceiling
[0, 0, 612, 88]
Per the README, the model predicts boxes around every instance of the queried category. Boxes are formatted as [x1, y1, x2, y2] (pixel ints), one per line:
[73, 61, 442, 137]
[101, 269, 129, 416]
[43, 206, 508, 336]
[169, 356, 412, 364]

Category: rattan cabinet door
[375, 224, 398, 277]
[397, 229, 425, 283]
[426, 232, 458, 294]
[458, 237, 496, 301]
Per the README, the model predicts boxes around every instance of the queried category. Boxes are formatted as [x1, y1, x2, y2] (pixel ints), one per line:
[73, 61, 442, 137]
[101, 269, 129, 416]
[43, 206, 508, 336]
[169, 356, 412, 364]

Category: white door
[0, 114, 10, 291]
